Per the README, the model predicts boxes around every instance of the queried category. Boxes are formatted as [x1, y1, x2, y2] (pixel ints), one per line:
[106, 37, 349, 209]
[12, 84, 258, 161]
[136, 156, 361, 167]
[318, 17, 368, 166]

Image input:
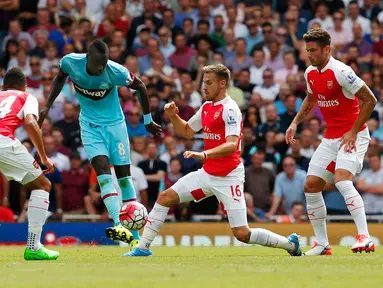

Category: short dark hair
[197, 19, 210, 28]
[90, 39, 108, 54]
[3, 67, 26, 90]
[262, 22, 272, 29]
[303, 28, 331, 47]
[292, 201, 304, 208]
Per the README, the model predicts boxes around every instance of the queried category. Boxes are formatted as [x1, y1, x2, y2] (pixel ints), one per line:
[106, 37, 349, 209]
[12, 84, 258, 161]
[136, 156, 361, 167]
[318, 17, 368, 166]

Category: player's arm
[164, 101, 198, 139]
[350, 84, 377, 134]
[128, 76, 162, 136]
[38, 69, 67, 127]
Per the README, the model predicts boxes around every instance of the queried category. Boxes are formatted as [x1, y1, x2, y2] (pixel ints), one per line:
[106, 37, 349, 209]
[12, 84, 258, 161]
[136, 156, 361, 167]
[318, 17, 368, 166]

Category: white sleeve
[334, 65, 365, 97]
[136, 167, 148, 191]
[23, 94, 39, 119]
[304, 68, 313, 94]
[187, 104, 204, 132]
[223, 103, 242, 138]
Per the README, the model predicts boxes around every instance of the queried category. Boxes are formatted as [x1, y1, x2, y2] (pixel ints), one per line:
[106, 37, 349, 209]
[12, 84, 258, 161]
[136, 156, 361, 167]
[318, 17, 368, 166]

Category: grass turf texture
[1, 246, 382, 288]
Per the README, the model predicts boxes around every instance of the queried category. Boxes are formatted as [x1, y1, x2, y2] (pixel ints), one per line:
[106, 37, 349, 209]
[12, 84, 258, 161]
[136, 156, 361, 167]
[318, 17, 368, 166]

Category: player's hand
[339, 130, 357, 153]
[183, 151, 204, 160]
[285, 123, 297, 144]
[164, 101, 179, 117]
[41, 157, 56, 174]
[37, 107, 50, 128]
[145, 121, 162, 137]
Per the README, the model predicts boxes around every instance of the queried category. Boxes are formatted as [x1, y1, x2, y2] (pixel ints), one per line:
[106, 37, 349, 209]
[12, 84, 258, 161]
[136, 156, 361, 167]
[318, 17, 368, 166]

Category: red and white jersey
[188, 96, 243, 177]
[305, 57, 366, 139]
[0, 90, 39, 140]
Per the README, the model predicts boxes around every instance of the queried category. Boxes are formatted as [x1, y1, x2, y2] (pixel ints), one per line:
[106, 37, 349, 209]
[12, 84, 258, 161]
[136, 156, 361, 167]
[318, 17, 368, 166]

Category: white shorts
[171, 166, 246, 228]
[308, 128, 370, 182]
[0, 136, 42, 185]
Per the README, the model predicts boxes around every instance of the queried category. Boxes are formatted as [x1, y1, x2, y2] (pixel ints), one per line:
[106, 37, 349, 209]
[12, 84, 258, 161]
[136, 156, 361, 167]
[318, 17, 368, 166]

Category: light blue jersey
[59, 53, 134, 126]
[59, 53, 135, 165]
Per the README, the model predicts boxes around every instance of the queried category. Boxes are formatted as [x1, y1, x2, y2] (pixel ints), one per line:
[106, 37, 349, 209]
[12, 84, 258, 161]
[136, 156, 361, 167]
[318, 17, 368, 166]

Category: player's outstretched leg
[335, 170, 374, 253]
[304, 176, 332, 256]
[231, 223, 302, 256]
[123, 189, 178, 256]
[115, 164, 140, 249]
[23, 175, 59, 260]
[91, 157, 133, 244]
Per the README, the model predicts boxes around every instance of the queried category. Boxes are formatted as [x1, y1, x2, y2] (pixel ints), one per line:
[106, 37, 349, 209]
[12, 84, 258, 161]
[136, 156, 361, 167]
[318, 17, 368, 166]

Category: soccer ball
[119, 201, 148, 230]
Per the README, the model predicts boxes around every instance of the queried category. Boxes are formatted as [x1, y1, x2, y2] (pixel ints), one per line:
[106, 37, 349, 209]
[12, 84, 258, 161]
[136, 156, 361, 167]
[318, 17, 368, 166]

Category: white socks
[249, 228, 293, 252]
[27, 190, 50, 251]
[305, 192, 329, 246]
[138, 203, 169, 250]
[335, 180, 369, 236]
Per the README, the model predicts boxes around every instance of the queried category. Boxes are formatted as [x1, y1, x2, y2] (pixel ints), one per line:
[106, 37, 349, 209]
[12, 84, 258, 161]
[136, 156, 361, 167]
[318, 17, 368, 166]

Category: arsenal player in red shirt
[286, 28, 377, 256]
[125, 64, 302, 257]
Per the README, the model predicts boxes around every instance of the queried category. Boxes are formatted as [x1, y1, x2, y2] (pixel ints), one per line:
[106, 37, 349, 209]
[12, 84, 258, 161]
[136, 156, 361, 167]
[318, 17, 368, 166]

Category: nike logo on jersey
[73, 82, 113, 101]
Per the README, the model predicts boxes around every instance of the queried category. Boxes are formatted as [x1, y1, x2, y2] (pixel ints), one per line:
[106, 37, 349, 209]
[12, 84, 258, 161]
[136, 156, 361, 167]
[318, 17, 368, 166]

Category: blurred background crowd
[0, 0, 382, 225]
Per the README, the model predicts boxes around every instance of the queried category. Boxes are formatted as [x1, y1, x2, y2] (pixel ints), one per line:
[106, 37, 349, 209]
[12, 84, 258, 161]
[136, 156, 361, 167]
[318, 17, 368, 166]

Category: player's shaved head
[87, 40, 109, 76]
[2, 67, 26, 91]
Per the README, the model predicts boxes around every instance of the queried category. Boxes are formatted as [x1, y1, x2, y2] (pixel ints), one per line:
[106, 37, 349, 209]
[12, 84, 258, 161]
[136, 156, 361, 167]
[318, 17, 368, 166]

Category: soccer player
[38, 40, 162, 249]
[0, 67, 59, 260]
[286, 28, 377, 255]
[126, 64, 302, 257]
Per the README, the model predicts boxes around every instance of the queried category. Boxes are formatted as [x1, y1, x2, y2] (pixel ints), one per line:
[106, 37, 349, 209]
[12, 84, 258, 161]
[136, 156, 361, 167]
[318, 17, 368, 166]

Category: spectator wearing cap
[61, 152, 89, 214]
[343, 0, 371, 36]
[2, 19, 35, 53]
[131, 24, 151, 57]
[169, 32, 197, 71]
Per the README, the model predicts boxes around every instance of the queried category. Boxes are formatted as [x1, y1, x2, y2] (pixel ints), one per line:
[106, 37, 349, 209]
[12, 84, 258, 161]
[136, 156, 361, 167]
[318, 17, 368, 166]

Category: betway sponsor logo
[73, 82, 112, 100]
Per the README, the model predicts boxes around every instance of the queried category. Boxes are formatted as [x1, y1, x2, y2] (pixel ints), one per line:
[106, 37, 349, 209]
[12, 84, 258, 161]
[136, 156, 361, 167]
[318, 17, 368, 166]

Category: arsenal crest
[214, 111, 220, 119]
[327, 80, 333, 89]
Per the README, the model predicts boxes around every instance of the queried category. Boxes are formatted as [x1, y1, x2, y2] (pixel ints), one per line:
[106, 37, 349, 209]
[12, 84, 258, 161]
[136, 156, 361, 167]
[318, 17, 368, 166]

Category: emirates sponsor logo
[317, 94, 339, 107]
[204, 133, 221, 140]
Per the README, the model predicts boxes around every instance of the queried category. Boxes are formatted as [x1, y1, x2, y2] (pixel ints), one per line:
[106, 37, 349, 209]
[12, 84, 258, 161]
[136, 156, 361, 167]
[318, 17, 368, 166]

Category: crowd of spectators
[0, 0, 382, 224]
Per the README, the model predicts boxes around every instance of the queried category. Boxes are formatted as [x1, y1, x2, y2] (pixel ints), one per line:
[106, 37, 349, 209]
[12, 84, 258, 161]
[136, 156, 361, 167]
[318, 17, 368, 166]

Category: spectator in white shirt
[274, 51, 298, 84]
[343, 0, 371, 36]
[225, 7, 248, 39]
[252, 68, 280, 104]
[250, 49, 266, 86]
[308, 1, 334, 31]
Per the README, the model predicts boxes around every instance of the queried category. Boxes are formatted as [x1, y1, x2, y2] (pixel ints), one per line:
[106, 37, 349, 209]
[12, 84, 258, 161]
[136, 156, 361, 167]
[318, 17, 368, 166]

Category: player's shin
[118, 176, 140, 240]
[335, 180, 369, 236]
[249, 228, 294, 251]
[137, 202, 170, 250]
[27, 190, 50, 251]
[305, 192, 329, 246]
[98, 174, 121, 225]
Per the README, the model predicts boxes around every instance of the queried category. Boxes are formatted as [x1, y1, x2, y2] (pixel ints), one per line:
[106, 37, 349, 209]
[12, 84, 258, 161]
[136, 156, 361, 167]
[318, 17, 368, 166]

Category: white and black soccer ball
[119, 201, 148, 230]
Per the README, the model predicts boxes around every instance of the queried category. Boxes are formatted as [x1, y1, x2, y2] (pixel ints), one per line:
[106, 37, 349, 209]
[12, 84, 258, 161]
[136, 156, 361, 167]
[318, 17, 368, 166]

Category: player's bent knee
[304, 176, 326, 193]
[157, 189, 180, 207]
[334, 169, 354, 184]
[232, 226, 250, 243]
[41, 177, 52, 192]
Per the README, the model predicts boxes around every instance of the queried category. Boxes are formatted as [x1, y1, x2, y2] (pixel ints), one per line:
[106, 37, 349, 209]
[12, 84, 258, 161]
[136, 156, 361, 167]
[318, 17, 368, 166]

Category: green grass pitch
[1, 246, 382, 288]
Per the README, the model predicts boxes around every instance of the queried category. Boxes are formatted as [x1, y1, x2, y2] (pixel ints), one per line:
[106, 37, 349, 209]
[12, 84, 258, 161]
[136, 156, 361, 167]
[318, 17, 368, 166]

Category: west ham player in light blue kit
[38, 40, 162, 251]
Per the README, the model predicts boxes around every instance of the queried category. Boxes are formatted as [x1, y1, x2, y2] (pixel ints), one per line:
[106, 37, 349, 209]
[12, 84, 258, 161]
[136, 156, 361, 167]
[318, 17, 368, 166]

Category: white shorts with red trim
[171, 166, 246, 228]
[307, 127, 370, 182]
[0, 136, 42, 185]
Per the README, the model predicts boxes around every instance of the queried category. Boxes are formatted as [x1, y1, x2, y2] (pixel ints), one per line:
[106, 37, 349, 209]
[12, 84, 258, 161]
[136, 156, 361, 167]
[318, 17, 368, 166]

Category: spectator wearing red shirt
[169, 32, 197, 71]
[61, 152, 89, 213]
